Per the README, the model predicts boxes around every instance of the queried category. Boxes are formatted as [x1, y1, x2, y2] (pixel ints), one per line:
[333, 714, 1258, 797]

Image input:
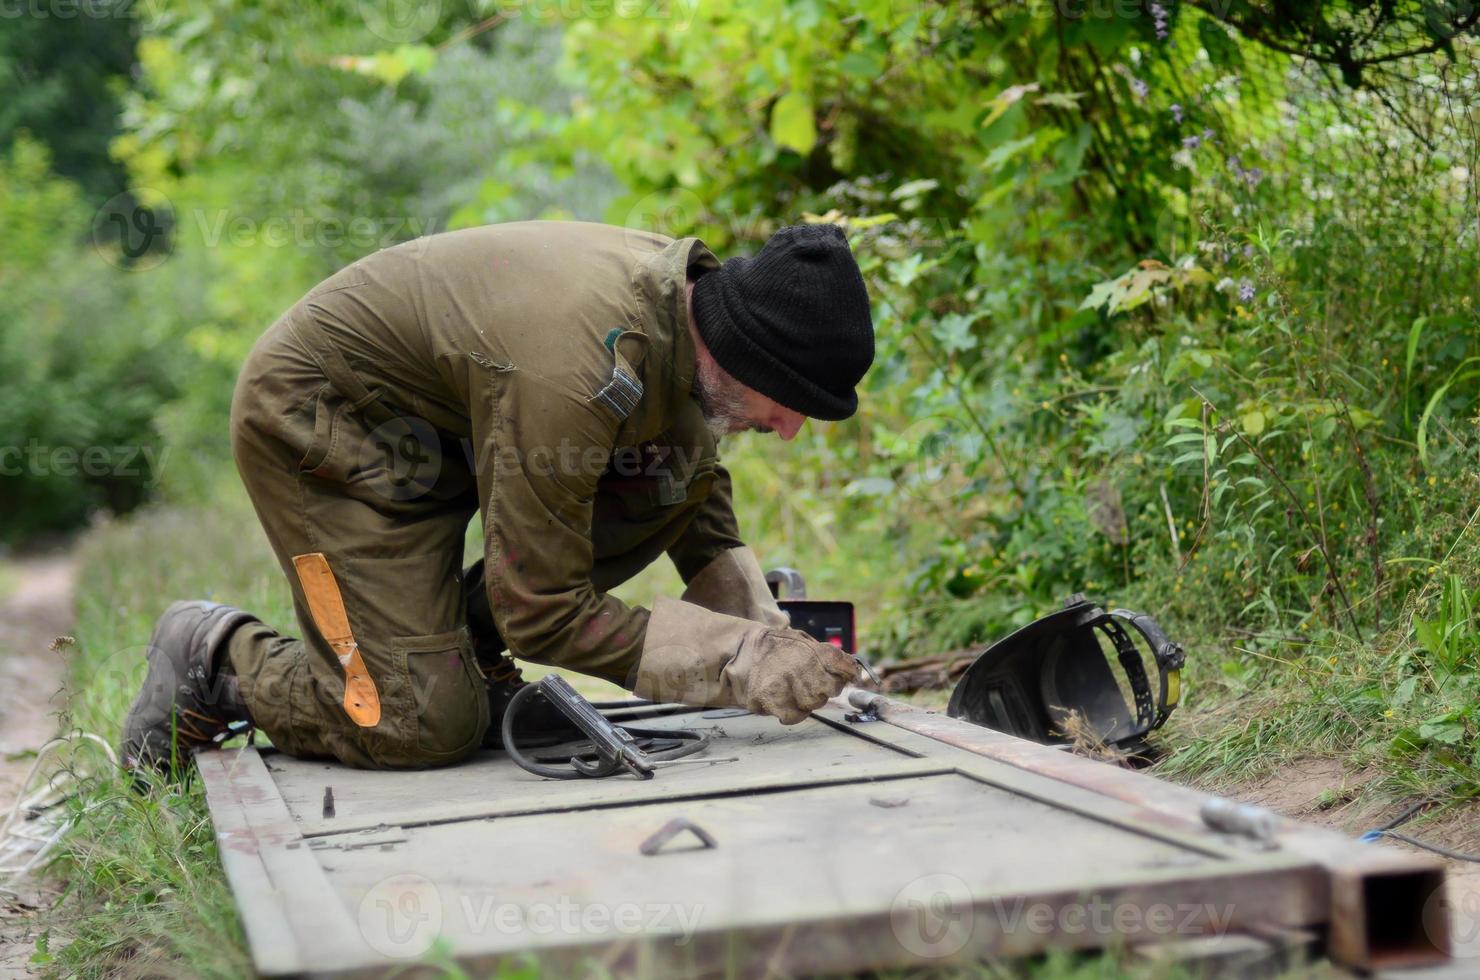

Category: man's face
[692, 355, 806, 442]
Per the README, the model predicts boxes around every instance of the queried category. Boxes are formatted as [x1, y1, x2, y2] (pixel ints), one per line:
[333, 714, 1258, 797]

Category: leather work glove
[679, 545, 790, 628]
[634, 597, 859, 724]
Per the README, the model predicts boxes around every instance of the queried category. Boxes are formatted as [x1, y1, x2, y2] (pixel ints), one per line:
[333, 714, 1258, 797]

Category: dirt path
[0, 550, 76, 977]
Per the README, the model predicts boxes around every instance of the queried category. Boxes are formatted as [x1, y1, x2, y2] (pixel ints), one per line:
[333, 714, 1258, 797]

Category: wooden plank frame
[196, 694, 1450, 977]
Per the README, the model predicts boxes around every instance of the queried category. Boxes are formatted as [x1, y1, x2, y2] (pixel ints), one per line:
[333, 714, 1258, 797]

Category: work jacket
[299, 221, 743, 684]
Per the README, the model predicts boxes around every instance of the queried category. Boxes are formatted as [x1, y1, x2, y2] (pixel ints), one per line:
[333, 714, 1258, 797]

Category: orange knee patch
[292, 552, 382, 728]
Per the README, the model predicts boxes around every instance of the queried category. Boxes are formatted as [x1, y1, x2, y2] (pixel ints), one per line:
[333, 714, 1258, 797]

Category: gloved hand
[634, 596, 859, 724]
[679, 545, 790, 628]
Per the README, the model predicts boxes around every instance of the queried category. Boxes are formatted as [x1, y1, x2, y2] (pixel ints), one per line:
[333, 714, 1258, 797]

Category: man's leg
[226, 320, 487, 769]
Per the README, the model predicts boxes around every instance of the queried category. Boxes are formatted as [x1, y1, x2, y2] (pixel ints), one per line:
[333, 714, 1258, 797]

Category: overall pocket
[392, 627, 489, 759]
[296, 388, 353, 478]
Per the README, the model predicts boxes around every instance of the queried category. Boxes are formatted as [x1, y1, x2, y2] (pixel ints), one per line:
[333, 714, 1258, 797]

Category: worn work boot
[120, 600, 259, 774]
[466, 559, 584, 750]
[477, 651, 585, 750]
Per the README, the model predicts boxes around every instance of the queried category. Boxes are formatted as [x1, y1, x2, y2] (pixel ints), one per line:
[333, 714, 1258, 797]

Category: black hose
[1377, 798, 1433, 831]
[502, 684, 585, 779]
[1371, 830, 1480, 863]
[1361, 790, 1480, 862]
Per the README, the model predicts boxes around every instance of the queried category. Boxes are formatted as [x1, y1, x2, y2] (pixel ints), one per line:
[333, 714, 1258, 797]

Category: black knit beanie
[691, 224, 874, 421]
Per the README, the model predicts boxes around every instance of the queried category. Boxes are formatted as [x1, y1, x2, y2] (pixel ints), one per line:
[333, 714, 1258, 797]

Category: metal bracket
[764, 567, 807, 599]
[639, 817, 717, 856]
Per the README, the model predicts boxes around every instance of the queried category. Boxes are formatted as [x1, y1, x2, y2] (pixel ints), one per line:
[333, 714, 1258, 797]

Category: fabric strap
[292, 552, 382, 728]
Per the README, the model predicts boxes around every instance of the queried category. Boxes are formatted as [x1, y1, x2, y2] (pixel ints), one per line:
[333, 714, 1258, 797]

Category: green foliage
[0, 1, 134, 202]
[521, 2, 1480, 790]
[110, 8, 618, 485]
[0, 139, 194, 542]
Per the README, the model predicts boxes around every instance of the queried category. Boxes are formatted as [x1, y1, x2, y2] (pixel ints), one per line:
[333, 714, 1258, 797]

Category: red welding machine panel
[777, 600, 856, 654]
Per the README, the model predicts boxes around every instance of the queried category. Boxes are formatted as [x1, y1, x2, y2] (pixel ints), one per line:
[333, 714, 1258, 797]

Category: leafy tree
[0, 2, 135, 203]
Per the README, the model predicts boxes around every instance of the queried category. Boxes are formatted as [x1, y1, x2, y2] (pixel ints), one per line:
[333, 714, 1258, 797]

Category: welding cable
[1358, 795, 1480, 862]
[500, 684, 709, 779]
[1376, 798, 1434, 832]
[1363, 830, 1480, 863]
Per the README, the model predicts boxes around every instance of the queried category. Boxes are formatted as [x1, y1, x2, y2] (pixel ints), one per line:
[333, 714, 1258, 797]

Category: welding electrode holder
[500, 675, 711, 780]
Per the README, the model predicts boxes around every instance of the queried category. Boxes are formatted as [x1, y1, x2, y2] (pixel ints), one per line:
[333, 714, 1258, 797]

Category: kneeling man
[122, 221, 873, 771]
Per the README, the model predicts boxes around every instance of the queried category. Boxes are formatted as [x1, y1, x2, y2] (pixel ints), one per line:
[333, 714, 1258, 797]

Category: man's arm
[473, 372, 648, 686]
[666, 463, 744, 583]
[666, 463, 789, 627]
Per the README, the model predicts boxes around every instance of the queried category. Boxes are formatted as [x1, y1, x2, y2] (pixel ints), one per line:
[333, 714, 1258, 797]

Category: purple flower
[1130, 77, 1148, 98]
[1225, 155, 1265, 191]
[1182, 135, 1201, 150]
[1238, 279, 1255, 303]
[1242, 244, 1255, 258]
[1149, 0, 1170, 39]
[1170, 103, 1183, 124]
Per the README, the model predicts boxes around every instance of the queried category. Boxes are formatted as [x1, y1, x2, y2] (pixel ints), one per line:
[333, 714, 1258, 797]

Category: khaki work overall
[225, 222, 744, 769]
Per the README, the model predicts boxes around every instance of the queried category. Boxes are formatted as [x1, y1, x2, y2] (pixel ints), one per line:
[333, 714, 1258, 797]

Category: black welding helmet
[946, 594, 1185, 751]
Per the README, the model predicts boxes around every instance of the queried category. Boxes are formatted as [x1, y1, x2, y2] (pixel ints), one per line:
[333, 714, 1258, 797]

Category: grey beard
[692, 364, 749, 441]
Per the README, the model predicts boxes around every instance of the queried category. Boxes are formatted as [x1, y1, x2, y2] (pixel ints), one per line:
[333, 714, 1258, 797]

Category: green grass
[38, 479, 283, 977]
[34, 775, 252, 977]
[1145, 563, 1480, 804]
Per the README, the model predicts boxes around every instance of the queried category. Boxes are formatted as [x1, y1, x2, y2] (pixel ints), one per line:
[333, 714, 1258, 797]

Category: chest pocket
[587, 328, 648, 431]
